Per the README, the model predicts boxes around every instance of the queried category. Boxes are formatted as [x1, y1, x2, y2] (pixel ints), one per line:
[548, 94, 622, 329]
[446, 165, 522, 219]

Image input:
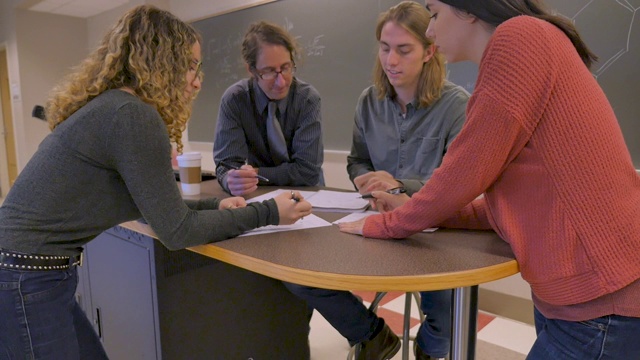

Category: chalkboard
[189, 0, 640, 167]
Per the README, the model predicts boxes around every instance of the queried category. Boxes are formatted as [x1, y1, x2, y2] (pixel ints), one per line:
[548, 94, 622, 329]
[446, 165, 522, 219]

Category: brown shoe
[356, 323, 400, 360]
[414, 341, 447, 360]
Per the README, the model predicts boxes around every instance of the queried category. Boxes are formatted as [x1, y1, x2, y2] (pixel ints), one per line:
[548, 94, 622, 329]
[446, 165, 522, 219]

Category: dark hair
[439, 0, 598, 68]
[241, 21, 300, 70]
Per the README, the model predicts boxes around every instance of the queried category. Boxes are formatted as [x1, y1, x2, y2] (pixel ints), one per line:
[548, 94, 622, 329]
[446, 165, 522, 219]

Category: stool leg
[370, 291, 386, 312]
[412, 291, 425, 323]
[402, 292, 412, 360]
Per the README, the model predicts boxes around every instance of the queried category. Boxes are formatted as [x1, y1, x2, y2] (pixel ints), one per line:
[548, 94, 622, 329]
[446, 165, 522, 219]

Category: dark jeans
[0, 267, 108, 360]
[528, 306, 640, 359]
[284, 282, 451, 357]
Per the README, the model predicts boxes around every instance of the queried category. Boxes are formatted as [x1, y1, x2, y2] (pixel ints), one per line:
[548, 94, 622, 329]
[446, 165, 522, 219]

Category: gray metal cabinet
[77, 226, 310, 360]
[80, 227, 161, 359]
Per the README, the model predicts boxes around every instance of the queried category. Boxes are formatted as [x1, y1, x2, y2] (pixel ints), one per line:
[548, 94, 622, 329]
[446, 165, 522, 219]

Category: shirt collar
[385, 93, 418, 112]
[251, 77, 293, 115]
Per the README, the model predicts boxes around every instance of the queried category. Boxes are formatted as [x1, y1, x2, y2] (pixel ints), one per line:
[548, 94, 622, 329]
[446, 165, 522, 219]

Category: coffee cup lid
[176, 151, 201, 160]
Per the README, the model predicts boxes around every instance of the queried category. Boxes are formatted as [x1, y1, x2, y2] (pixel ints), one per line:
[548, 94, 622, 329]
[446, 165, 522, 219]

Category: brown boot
[356, 323, 400, 360]
[414, 341, 447, 360]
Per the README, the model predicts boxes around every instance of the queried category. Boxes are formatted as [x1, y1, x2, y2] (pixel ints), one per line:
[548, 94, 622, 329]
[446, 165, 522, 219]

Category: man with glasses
[213, 21, 324, 195]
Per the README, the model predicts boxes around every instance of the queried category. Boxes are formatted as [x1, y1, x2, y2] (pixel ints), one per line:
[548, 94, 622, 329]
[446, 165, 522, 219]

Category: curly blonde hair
[45, 5, 201, 153]
[373, 1, 446, 108]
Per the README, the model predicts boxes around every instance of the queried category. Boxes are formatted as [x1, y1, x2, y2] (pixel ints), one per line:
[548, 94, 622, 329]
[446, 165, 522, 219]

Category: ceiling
[25, 0, 130, 18]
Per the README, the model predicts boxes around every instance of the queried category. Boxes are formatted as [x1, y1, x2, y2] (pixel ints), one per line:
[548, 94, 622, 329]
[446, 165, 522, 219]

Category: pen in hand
[219, 161, 270, 183]
[290, 191, 304, 220]
[360, 187, 406, 199]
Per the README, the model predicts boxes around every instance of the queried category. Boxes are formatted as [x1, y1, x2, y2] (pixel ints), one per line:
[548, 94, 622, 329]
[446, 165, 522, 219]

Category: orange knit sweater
[363, 16, 640, 320]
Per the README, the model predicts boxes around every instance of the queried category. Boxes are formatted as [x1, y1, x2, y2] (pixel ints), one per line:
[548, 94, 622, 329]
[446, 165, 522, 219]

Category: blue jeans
[528, 306, 640, 359]
[283, 283, 451, 357]
[0, 267, 108, 360]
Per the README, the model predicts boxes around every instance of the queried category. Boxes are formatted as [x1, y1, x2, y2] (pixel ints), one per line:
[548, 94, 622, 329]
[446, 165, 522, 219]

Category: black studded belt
[0, 249, 82, 271]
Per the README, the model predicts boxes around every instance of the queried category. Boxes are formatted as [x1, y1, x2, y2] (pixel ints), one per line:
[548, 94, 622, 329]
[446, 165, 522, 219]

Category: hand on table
[226, 165, 259, 196]
[274, 191, 312, 225]
[337, 218, 366, 236]
[219, 197, 247, 210]
[338, 189, 409, 235]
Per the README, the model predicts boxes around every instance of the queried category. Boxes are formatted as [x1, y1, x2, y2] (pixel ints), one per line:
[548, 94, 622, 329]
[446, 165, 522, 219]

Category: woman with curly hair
[0, 5, 311, 359]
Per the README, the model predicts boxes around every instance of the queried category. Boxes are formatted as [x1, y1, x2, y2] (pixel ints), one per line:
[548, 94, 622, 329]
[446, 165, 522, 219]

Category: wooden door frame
[0, 46, 14, 197]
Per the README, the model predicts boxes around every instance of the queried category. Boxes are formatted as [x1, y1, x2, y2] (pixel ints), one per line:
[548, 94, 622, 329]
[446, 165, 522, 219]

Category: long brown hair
[45, 5, 201, 153]
[373, 1, 446, 108]
[438, 0, 598, 68]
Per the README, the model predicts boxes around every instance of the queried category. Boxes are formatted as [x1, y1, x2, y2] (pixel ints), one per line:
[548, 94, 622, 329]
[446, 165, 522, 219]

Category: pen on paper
[360, 187, 406, 199]
[290, 190, 300, 202]
[219, 161, 270, 182]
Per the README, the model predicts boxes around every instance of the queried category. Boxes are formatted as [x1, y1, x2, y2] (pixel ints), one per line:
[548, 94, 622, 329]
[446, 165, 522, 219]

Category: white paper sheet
[247, 189, 368, 212]
[239, 214, 332, 237]
[246, 189, 317, 204]
[305, 190, 369, 212]
[333, 211, 438, 232]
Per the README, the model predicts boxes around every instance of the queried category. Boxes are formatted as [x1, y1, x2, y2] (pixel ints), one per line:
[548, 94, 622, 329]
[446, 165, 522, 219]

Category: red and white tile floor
[309, 291, 537, 360]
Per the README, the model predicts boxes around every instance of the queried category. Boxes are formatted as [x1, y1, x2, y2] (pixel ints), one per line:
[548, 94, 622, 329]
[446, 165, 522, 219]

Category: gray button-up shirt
[347, 81, 469, 195]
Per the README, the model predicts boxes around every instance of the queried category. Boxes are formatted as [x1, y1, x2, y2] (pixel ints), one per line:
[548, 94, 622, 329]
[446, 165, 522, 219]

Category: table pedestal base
[451, 286, 479, 360]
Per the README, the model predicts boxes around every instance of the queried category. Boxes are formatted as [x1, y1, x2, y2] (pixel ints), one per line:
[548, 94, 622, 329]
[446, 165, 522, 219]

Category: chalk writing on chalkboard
[305, 35, 326, 57]
[283, 17, 327, 57]
[447, 1, 640, 91]
[205, 32, 244, 89]
[569, 1, 639, 78]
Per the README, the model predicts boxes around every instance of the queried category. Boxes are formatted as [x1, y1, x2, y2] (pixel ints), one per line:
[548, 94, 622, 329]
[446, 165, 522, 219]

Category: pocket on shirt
[419, 137, 442, 154]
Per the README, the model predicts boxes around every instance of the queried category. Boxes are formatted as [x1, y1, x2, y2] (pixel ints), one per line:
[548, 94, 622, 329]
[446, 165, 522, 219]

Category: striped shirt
[213, 77, 324, 190]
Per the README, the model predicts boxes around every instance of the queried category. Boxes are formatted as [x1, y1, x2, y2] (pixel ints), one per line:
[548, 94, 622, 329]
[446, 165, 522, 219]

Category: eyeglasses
[190, 59, 203, 81]
[255, 63, 296, 80]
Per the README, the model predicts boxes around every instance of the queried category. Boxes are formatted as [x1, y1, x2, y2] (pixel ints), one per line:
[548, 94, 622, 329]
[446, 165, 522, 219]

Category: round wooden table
[124, 180, 519, 360]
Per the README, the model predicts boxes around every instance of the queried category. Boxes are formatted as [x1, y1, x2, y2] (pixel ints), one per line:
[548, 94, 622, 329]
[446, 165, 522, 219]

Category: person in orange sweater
[339, 0, 640, 358]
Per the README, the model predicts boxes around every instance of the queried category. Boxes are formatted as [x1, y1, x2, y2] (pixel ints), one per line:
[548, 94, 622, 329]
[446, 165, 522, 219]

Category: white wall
[14, 9, 87, 166]
[0, 2, 87, 169]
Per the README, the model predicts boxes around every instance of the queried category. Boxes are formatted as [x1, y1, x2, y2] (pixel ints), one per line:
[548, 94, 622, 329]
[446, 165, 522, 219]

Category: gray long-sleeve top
[0, 89, 278, 257]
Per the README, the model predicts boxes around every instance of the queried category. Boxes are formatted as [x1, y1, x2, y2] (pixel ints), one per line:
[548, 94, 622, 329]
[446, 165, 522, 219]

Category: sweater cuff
[263, 198, 280, 226]
[362, 213, 386, 238]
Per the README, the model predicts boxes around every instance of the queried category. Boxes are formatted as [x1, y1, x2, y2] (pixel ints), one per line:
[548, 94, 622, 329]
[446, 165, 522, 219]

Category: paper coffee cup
[176, 152, 202, 195]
